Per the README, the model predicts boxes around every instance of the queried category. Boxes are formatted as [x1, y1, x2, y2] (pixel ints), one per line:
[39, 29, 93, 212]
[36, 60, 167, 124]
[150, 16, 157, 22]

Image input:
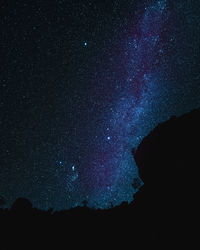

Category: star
[1, 0, 199, 211]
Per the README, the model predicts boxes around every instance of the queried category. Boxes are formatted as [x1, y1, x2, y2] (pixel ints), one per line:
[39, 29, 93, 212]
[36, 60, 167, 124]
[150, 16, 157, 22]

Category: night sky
[0, 0, 200, 210]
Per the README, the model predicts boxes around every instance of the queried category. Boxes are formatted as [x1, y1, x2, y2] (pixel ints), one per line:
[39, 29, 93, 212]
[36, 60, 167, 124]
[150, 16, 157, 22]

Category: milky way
[80, 0, 169, 208]
[79, 0, 200, 208]
[1, 0, 199, 210]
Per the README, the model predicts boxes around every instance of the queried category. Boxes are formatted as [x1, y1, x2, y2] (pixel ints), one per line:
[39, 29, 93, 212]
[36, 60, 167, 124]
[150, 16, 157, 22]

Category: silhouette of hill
[0, 108, 199, 248]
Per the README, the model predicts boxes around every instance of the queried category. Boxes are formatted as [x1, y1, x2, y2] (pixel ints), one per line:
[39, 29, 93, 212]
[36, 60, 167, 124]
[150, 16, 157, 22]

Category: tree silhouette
[82, 200, 88, 207]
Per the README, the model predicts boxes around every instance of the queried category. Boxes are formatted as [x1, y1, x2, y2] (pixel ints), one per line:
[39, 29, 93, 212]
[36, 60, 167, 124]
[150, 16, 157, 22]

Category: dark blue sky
[0, 0, 200, 210]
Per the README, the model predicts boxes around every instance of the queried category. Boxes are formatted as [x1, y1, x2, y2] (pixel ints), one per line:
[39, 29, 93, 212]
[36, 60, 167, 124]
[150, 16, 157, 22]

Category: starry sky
[0, 0, 200, 210]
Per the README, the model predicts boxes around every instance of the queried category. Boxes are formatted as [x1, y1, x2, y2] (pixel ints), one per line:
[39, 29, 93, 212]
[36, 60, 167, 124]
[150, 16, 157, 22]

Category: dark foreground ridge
[1, 108, 199, 248]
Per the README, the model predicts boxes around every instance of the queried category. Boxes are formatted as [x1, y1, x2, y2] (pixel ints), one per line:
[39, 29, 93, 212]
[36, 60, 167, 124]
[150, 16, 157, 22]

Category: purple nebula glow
[80, 0, 171, 207]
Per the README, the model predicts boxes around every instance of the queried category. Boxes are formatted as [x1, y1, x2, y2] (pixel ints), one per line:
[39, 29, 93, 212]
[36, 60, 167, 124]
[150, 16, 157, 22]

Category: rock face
[0, 108, 199, 248]
[135, 107, 199, 198]
[134, 107, 200, 245]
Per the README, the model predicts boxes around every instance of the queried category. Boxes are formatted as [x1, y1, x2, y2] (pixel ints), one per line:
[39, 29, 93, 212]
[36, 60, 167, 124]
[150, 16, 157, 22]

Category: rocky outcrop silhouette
[0, 107, 199, 248]
[134, 107, 200, 246]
